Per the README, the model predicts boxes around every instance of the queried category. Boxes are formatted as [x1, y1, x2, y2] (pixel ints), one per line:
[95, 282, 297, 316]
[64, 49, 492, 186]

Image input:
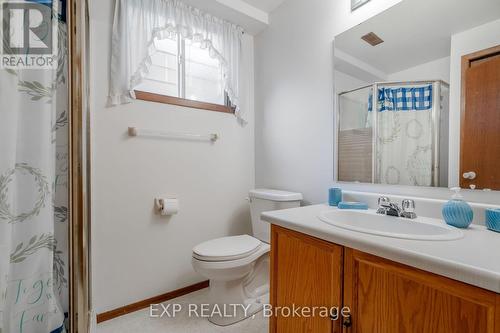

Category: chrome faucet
[377, 197, 417, 219]
[376, 197, 392, 214]
[401, 199, 417, 219]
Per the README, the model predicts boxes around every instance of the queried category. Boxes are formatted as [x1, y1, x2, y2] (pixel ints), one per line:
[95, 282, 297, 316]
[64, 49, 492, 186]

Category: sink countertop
[261, 204, 500, 293]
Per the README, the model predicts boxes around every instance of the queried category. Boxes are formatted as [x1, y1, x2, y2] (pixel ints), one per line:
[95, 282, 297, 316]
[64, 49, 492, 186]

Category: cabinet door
[343, 248, 500, 333]
[270, 225, 343, 333]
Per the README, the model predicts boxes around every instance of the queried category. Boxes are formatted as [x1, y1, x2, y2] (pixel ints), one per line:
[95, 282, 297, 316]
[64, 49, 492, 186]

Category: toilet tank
[249, 189, 302, 244]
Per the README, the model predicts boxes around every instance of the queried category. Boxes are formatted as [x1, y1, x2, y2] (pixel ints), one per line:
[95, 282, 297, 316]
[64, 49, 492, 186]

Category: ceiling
[182, 0, 288, 35]
[240, 0, 287, 13]
[335, 0, 500, 76]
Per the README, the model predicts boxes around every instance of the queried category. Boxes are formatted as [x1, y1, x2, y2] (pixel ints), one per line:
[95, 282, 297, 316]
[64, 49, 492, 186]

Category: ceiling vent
[361, 32, 384, 46]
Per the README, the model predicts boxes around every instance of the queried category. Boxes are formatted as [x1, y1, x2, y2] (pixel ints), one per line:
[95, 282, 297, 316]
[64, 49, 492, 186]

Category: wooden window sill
[134, 90, 234, 114]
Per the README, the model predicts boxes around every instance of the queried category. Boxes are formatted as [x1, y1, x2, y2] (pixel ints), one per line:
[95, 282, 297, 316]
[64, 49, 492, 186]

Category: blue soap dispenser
[442, 187, 473, 229]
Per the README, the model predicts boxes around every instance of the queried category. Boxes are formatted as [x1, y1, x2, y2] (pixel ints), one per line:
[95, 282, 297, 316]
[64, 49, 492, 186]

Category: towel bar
[128, 127, 219, 142]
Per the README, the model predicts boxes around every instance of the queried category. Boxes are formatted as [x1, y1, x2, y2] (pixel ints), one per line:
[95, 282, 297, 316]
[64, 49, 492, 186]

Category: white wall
[388, 56, 450, 83]
[255, 0, 401, 204]
[255, 0, 500, 206]
[335, 70, 369, 95]
[90, 0, 255, 313]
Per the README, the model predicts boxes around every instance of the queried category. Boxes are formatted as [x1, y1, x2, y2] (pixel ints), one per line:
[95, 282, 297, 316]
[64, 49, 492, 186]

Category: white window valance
[110, 0, 245, 122]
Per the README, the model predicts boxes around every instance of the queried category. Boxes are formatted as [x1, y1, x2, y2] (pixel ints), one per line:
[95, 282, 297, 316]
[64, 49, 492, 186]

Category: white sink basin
[318, 209, 463, 241]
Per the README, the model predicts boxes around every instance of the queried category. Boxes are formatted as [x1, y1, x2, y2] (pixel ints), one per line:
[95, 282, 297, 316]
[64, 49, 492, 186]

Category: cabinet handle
[342, 314, 352, 328]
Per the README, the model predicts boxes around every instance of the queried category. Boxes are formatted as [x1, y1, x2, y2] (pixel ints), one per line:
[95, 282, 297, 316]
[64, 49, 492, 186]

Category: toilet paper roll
[157, 198, 179, 216]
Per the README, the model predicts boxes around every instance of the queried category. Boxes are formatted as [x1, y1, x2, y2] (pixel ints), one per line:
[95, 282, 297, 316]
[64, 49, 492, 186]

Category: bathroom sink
[318, 209, 463, 241]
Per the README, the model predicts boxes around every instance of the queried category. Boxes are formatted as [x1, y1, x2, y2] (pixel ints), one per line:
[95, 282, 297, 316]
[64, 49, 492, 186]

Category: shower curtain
[375, 85, 434, 186]
[0, 8, 69, 333]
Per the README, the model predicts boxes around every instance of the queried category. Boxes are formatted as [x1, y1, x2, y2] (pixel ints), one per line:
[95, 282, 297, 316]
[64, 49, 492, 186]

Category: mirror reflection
[334, 0, 500, 189]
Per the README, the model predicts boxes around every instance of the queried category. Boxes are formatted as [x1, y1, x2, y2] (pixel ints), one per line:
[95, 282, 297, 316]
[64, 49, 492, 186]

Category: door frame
[68, 0, 92, 332]
[459, 44, 500, 188]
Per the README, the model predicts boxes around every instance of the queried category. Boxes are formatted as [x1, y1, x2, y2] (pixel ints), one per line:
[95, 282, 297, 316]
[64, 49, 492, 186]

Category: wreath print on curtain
[0, 9, 69, 333]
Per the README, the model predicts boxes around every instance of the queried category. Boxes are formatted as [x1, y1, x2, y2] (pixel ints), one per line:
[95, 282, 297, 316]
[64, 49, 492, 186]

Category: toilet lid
[193, 235, 261, 261]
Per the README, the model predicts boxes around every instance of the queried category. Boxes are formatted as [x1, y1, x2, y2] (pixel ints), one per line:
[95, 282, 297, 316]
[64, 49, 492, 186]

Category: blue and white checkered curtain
[372, 85, 434, 186]
[368, 85, 433, 112]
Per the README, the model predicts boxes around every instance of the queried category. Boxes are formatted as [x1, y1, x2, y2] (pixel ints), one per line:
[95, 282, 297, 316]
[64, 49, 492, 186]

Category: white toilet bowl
[191, 189, 302, 326]
[192, 235, 270, 326]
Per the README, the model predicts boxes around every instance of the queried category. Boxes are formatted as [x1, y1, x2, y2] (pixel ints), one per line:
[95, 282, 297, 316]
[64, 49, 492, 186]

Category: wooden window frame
[134, 90, 234, 114]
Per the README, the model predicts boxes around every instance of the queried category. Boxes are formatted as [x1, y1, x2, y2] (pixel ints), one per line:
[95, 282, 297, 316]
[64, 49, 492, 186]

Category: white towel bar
[128, 127, 219, 142]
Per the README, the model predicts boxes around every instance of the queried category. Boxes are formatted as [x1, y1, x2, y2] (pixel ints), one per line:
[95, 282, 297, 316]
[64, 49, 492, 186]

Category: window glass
[135, 36, 179, 97]
[184, 39, 225, 105]
[135, 35, 228, 107]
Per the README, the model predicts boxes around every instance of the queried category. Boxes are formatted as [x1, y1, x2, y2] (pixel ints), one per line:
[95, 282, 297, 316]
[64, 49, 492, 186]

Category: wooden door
[270, 225, 344, 333]
[343, 249, 500, 333]
[460, 45, 500, 190]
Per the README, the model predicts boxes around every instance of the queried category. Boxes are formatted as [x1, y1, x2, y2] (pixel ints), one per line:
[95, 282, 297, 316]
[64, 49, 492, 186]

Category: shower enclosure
[337, 80, 449, 187]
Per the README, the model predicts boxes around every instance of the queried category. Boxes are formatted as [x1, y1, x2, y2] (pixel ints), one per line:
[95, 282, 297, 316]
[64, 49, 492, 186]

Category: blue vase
[485, 208, 500, 233]
[442, 199, 473, 229]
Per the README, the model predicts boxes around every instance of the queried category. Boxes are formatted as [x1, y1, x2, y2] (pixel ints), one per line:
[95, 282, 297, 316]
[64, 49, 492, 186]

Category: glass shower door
[337, 81, 449, 187]
[337, 86, 373, 183]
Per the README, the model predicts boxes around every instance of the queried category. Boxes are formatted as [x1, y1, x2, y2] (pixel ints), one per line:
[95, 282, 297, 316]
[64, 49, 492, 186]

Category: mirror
[334, 0, 500, 189]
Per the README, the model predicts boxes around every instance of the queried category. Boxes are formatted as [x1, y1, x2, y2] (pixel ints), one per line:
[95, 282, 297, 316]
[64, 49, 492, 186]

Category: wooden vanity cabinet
[344, 249, 499, 333]
[270, 225, 500, 333]
[270, 225, 344, 333]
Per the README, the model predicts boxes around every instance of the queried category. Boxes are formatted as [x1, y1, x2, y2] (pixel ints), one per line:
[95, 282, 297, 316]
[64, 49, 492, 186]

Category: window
[134, 34, 233, 113]
[136, 37, 180, 98]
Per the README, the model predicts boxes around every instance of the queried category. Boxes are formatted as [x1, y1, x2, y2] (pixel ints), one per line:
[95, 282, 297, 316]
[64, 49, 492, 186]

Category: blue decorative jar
[485, 208, 500, 233]
[442, 187, 473, 229]
[328, 188, 342, 207]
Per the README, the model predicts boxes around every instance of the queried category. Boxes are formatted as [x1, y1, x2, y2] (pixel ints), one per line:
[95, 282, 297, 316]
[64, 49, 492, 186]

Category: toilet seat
[193, 235, 262, 262]
[193, 242, 270, 271]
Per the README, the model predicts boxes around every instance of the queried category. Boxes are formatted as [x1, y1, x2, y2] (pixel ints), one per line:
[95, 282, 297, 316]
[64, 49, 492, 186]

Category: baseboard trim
[96, 280, 209, 323]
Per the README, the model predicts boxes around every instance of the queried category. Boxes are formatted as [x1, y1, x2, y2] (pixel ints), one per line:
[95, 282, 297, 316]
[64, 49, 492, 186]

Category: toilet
[191, 189, 302, 326]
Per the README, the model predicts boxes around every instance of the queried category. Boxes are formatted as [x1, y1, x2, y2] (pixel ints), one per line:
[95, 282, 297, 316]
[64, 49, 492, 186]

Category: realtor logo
[1, 0, 57, 68]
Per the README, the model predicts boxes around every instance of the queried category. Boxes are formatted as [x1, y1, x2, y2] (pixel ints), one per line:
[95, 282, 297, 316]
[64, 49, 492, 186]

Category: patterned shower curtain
[374, 85, 434, 186]
[0, 5, 69, 333]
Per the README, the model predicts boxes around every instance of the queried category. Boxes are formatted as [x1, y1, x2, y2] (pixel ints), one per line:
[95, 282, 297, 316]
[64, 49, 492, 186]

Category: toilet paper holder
[155, 198, 179, 216]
